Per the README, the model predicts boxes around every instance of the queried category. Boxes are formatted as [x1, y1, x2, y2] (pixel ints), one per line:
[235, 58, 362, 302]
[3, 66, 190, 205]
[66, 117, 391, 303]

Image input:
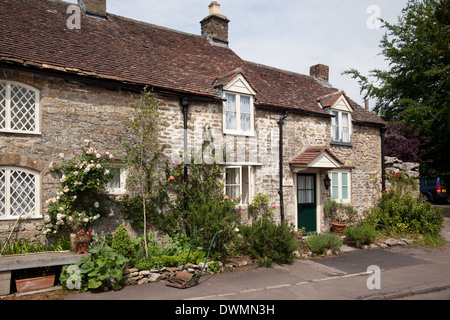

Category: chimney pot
[209, 2, 221, 15]
[310, 64, 329, 83]
[78, 0, 107, 18]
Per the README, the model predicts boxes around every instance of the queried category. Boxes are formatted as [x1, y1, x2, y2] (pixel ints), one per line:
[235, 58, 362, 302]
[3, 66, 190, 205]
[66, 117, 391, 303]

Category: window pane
[10, 84, 36, 132]
[342, 113, 349, 126]
[332, 173, 339, 186]
[240, 113, 250, 132]
[226, 112, 236, 130]
[226, 186, 240, 199]
[107, 168, 121, 189]
[9, 170, 36, 217]
[342, 186, 348, 200]
[240, 96, 250, 113]
[332, 126, 339, 141]
[342, 173, 348, 186]
[332, 186, 339, 200]
[225, 168, 240, 185]
[0, 170, 5, 217]
[331, 111, 339, 125]
[342, 128, 350, 143]
[0, 83, 6, 129]
[225, 93, 236, 112]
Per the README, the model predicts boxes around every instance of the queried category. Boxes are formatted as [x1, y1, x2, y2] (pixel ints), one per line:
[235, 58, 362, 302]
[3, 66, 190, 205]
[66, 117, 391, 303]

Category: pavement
[66, 222, 450, 302]
[65, 206, 450, 306]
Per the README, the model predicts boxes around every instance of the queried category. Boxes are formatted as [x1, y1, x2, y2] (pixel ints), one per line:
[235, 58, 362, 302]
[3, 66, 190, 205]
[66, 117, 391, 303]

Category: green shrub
[306, 233, 343, 256]
[60, 245, 128, 292]
[240, 218, 298, 267]
[344, 224, 377, 248]
[111, 225, 135, 261]
[134, 249, 206, 270]
[366, 188, 444, 236]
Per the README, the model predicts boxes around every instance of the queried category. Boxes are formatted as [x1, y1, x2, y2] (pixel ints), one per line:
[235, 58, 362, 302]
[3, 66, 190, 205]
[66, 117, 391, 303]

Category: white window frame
[0, 166, 41, 220]
[331, 170, 351, 203]
[223, 165, 255, 205]
[0, 80, 40, 134]
[331, 110, 352, 144]
[223, 92, 255, 136]
[105, 166, 128, 195]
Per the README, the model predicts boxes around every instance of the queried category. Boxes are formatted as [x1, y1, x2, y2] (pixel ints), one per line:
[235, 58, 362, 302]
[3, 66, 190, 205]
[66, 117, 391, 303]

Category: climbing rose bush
[43, 139, 114, 235]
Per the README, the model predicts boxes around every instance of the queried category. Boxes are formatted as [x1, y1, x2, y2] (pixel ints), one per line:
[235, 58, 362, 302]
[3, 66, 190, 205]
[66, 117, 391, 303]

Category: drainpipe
[380, 126, 387, 192]
[180, 97, 191, 235]
[278, 111, 288, 222]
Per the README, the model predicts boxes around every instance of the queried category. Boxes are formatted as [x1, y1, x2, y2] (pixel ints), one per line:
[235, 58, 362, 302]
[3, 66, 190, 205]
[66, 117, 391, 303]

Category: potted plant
[323, 200, 357, 236]
[70, 228, 92, 254]
[295, 227, 306, 241]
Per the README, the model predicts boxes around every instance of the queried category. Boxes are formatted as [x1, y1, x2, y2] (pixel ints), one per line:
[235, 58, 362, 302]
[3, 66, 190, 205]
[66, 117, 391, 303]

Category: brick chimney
[200, 2, 230, 47]
[310, 64, 329, 83]
[78, 0, 107, 18]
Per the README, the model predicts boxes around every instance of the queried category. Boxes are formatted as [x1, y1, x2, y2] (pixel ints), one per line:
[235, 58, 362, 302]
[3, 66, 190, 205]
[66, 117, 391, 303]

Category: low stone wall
[385, 156, 419, 179]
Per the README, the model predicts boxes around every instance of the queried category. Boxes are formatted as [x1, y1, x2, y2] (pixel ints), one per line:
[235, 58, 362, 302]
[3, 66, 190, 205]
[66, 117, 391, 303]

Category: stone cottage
[0, 0, 386, 240]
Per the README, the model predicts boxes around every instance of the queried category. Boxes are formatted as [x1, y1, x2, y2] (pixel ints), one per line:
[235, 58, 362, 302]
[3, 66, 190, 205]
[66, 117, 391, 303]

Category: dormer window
[319, 91, 353, 146]
[218, 73, 256, 136]
[224, 93, 254, 135]
[331, 110, 351, 143]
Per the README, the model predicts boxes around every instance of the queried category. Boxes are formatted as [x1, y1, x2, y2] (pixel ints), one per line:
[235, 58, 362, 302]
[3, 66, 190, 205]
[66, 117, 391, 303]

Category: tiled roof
[0, 0, 385, 125]
[290, 146, 344, 166]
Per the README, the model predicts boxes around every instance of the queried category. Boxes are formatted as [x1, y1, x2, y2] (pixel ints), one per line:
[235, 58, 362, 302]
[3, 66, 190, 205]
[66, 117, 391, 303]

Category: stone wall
[0, 68, 383, 241]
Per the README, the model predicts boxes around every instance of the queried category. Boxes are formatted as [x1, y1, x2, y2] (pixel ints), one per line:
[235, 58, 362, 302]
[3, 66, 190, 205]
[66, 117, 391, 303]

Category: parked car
[420, 177, 449, 203]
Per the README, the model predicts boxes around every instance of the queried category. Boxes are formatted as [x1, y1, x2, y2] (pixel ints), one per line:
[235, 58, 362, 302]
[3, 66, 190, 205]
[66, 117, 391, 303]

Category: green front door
[297, 174, 317, 234]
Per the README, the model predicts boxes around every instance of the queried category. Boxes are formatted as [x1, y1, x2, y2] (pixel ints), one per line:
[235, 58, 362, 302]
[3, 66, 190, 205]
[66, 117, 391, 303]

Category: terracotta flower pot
[70, 233, 89, 254]
[331, 222, 347, 236]
[15, 275, 55, 293]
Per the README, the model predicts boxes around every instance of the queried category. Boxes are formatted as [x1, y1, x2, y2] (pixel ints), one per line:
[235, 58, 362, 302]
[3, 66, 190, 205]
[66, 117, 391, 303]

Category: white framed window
[331, 170, 351, 203]
[223, 93, 254, 136]
[0, 81, 40, 134]
[224, 166, 255, 205]
[0, 167, 41, 220]
[106, 167, 127, 195]
[331, 111, 351, 144]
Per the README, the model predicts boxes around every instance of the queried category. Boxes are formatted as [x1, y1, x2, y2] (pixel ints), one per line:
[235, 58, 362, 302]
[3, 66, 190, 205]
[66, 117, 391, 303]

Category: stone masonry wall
[0, 68, 383, 242]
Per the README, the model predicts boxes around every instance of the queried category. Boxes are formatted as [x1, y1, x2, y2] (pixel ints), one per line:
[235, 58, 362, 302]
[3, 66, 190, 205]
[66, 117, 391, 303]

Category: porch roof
[290, 146, 344, 169]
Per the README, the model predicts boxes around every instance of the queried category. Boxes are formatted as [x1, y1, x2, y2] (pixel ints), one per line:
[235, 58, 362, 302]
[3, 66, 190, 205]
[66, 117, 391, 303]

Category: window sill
[0, 130, 42, 136]
[0, 216, 42, 221]
[331, 141, 353, 147]
[223, 131, 255, 138]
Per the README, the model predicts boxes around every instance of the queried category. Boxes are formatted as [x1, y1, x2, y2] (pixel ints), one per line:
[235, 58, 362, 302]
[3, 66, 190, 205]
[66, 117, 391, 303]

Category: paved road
[66, 243, 450, 301]
[67, 207, 450, 308]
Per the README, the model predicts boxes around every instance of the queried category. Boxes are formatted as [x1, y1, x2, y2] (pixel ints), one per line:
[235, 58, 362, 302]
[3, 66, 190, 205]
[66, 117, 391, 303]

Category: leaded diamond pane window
[0, 167, 40, 220]
[0, 81, 40, 134]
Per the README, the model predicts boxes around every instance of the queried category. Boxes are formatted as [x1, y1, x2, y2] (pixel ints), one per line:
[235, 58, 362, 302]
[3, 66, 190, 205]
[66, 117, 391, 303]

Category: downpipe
[278, 111, 288, 222]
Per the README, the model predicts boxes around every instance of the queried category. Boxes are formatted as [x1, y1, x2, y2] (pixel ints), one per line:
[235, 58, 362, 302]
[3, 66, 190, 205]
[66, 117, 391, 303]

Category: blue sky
[67, 0, 409, 107]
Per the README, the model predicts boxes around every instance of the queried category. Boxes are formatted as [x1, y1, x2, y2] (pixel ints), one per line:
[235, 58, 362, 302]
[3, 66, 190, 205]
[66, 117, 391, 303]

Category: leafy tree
[121, 87, 165, 257]
[344, 0, 450, 176]
[384, 122, 425, 163]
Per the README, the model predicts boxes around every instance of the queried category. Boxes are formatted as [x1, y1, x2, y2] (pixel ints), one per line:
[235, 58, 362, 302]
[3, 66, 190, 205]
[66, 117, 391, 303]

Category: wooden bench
[0, 251, 85, 295]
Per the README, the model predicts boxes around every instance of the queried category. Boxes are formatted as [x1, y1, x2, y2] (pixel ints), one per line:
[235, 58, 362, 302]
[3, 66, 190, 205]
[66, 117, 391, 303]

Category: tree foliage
[344, 0, 450, 176]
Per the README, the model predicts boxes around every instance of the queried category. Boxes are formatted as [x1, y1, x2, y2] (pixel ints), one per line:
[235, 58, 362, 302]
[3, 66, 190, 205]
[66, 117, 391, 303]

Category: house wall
[0, 68, 383, 242]
[331, 124, 383, 211]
